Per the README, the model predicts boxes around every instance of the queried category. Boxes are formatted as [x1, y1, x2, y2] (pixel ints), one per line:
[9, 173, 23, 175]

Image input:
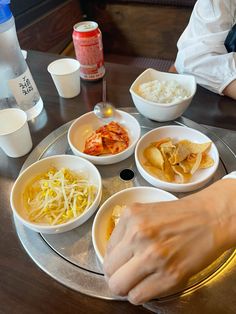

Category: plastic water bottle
[0, 0, 43, 120]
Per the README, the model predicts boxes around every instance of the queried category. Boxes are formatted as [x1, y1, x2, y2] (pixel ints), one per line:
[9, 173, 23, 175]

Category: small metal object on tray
[14, 108, 236, 307]
[94, 77, 116, 120]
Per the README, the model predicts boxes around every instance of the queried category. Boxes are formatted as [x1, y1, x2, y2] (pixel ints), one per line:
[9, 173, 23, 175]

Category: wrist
[203, 179, 236, 251]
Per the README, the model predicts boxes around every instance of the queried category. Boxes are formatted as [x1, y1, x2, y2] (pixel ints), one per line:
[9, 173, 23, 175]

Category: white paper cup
[0, 108, 33, 158]
[47, 58, 81, 98]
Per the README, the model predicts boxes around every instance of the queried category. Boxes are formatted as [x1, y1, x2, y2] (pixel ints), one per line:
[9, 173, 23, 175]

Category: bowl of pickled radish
[10, 154, 102, 234]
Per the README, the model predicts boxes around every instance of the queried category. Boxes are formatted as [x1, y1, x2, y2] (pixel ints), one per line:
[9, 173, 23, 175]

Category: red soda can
[72, 21, 105, 81]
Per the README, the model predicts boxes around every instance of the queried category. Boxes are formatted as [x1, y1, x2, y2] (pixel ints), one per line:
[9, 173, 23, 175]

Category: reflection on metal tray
[14, 108, 236, 304]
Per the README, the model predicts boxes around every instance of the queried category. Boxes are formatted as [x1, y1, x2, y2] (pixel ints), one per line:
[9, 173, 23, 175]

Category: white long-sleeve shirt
[175, 0, 236, 95]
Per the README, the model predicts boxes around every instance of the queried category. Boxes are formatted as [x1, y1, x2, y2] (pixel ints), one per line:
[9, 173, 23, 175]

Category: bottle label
[8, 68, 40, 111]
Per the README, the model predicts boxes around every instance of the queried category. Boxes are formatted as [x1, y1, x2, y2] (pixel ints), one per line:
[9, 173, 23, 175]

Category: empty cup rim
[47, 58, 80, 76]
[0, 108, 27, 136]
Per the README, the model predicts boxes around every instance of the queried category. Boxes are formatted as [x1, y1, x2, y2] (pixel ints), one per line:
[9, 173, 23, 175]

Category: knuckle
[130, 223, 149, 242]
[124, 204, 139, 218]
[109, 279, 127, 296]
[168, 265, 184, 285]
[146, 243, 165, 261]
[128, 289, 143, 305]
[128, 292, 142, 305]
[124, 202, 145, 219]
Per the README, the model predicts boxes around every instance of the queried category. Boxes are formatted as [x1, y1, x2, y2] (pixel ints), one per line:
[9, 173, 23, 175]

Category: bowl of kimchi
[67, 110, 141, 165]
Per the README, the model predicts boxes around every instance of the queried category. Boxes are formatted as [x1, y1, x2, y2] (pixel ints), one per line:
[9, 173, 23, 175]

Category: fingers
[102, 195, 223, 305]
[106, 249, 187, 304]
[104, 202, 173, 281]
[128, 270, 185, 305]
[105, 205, 131, 255]
[129, 272, 166, 304]
[104, 241, 133, 278]
[104, 206, 132, 277]
[106, 241, 178, 297]
[107, 252, 157, 296]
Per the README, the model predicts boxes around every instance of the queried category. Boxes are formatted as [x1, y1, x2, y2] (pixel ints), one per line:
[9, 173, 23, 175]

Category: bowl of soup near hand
[92, 186, 177, 264]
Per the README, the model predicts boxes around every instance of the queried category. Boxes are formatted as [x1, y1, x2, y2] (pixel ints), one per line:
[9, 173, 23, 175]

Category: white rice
[137, 79, 190, 104]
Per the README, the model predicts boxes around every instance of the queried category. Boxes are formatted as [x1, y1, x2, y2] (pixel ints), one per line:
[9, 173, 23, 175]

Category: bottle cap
[0, 0, 12, 24]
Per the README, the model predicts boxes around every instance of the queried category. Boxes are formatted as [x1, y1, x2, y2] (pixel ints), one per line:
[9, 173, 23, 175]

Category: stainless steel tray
[14, 108, 236, 304]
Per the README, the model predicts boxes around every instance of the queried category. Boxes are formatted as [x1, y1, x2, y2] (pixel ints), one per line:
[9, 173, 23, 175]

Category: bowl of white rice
[129, 68, 196, 122]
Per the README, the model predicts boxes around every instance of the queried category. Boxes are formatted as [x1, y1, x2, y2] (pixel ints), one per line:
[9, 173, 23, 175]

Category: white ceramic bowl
[10, 155, 102, 234]
[92, 186, 177, 264]
[129, 68, 196, 122]
[135, 125, 219, 192]
[67, 110, 141, 165]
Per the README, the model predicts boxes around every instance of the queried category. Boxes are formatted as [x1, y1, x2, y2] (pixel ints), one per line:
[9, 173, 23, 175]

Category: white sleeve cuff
[223, 172, 236, 180]
[219, 75, 236, 95]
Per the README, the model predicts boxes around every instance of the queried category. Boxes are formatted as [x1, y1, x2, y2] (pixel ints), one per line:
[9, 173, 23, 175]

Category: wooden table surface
[0, 50, 235, 314]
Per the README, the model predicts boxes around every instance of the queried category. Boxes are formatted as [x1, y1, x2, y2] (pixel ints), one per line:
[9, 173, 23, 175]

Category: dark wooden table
[0, 51, 236, 314]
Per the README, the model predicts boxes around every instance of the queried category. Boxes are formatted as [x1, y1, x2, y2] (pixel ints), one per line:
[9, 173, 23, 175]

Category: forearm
[216, 179, 236, 249]
[223, 80, 236, 100]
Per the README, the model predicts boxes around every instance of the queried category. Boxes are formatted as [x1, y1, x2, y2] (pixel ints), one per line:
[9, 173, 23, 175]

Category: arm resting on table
[175, 0, 236, 98]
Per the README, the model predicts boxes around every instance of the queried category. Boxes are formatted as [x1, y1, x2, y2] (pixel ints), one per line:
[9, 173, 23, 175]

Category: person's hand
[103, 179, 236, 305]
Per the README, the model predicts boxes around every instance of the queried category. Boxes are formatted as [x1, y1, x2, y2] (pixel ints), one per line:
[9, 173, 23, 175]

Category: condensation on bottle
[0, 0, 43, 120]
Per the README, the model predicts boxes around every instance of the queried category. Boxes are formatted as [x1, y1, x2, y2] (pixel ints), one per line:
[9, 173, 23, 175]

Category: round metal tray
[14, 108, 236, 301]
